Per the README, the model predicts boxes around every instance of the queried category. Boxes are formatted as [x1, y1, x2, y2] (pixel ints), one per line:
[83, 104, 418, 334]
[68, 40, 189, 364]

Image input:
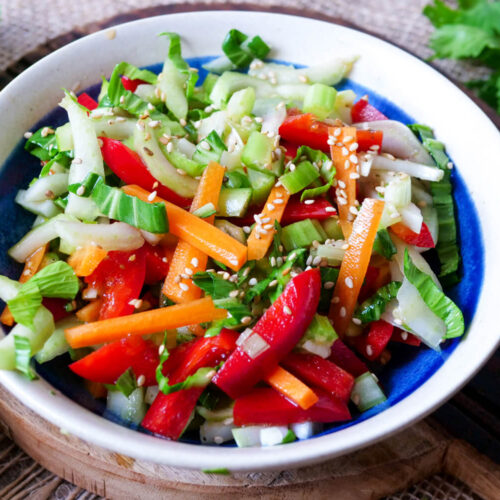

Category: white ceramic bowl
[0, 11, 499, 472]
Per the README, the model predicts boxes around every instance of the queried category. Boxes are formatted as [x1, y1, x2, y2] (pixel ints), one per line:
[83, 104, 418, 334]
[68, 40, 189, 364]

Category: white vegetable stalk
[400, 202, 423, 234]
[355, 120, 434, 165]
[240, 332, 270, 359]
[372, 155, 444, 182]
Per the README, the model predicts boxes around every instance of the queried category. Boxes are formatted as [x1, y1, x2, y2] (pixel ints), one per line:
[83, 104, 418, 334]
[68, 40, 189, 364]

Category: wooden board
[0, 4, 499, 499]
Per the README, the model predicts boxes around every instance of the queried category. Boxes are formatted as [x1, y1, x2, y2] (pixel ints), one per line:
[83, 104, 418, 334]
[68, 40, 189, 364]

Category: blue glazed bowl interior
[0, 56, 484, 445]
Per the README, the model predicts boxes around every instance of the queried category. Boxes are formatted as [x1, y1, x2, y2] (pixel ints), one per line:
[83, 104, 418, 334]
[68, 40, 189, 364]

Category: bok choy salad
[0, 30, 464, 448]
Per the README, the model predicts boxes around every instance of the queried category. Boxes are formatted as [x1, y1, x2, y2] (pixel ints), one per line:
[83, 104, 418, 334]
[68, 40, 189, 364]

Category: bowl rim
[0, 10, 499, 472]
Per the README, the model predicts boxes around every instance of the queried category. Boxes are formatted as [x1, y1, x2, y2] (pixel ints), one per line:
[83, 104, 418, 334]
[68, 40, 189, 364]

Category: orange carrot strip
[68, 245, 108, 277]
[1, 245, 48, 326]
[264, 365, 319, 410]
[329, 126, 358, 240]
[122, 185, 247, 271]
[163, 162, 225, 303]
[188, 324, 206, 337]
[247, 185, 290, 261]
[329, 198, 385, 336]
[76, 299, 102, 323]
[65, 297, 227, 348]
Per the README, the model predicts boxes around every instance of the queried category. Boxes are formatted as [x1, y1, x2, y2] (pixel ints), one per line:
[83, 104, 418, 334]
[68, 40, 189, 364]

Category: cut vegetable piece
[56, 221, 144, 252]
[75, 299, 102, 323]
[214, 220, 246, 244]
[303, 83, 337, 120]
[351, 372, 387, 412]
[371, 155, 443, 182]
[282, 352, 354, 403]
[134, 121, 199, 198]
[67, 245, 108, 277]
[329, 198, 385, 336]
[279, 161, 319, 195]
[329, 126, 358, 239]
[264, 365, 319, 410]
[247, 185, 290, 261]
[403, 249, 464, 339]
[122, 185, 247, 271]
[298, 314, 338, 356]
[281, 218, 326, 252]
[192, 130, 227, 166]
[355, 281, 402, 324]
[107, 388, 147, 425]
[226, 87, 256, 121]
[163, 161, 226, 303]
[65, 297, 227, 348]
[217, 188, 252, 217]
[329, 339, 368, 377]
[233, 387, 350, 426]
[351, 98, 387, 123]
[241, 131, 281, 176]
[390, 221, 435, 248]
[35, 316, 81, 364]
[351, 320, 394, 361]
[213, 269, 320, 399]
[200, 421, 234, 444]
[247, 168, 275, 205]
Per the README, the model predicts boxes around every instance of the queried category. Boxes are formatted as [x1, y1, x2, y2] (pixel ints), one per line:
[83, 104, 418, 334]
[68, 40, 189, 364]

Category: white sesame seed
[366, 345, 374, 356]
[254, 214, 262, 224]
[349, 206, 358, 216]
[241, 316, 252, 325]
[369, 145, 380, 151]
[341, 243, 349, 250]
[350, 172, 360, 179]
[349, 154, 358, 164]
[158, 344, 165, 355]
[261, 216, 272, 222]
[249, 278, 258, 286]
[375, 186, 385, 194]
[229, 259, 238, 267]
[340, 306, 346, 317]
[343, 136, 353, 142]
[267, 203, 275, 211]
[165, 142, 174, 153]
[149, 120, 161, 129]
[342, 147, 349, 156]
[263, 223, 273, 230]
[137, 374, 146, 387]
[345, 277, 354, 288]
[337, 198, 347, 205]
[394, 318, 403, 326]
[128, 299, 143, 309]
[447, 161, 453, 169]
[306, 255, 313, 266]
[129, 254, 136, 262]
[270, 256, 276, 267]
[283, 306, 292, 315]
[324, 281, 334, 289]
[269, 279, 278, 287]
[382, 153, 396, 160]
[338, 180, 346, 189]
[352, 318, 362, 325]
[180, 118, 187, 127]
[179, 283, 189, 291]
[401, 331, 408, 340]
[312, 256, 322, 266]
[273, 198, 284, 205]
[349, 142, 359, 151]
[333, 128, 341, 137]
[147, 190, 157, 202]
[325, 206, 336, 213]
[23, 132, 33, 139]
[229, 290, 239, 298]
[184, 267, 193, 276]
[243, 226, 251, 234]
[255, 116, 264, 123]
[327, 137, 335, 146]
[76, 186, 85, 196]
[190, 257, 199, 268]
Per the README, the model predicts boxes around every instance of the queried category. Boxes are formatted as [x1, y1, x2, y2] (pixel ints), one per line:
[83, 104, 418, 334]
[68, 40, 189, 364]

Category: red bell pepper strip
[329, 339, 368, 377]
[213, 269, 321, 399]
[121, 76, 148, 93]
[392, 328, 421, 346]
[229, 197, 336, 226]
[99, 137, 192, 208]
[281, 141, 299, 160]
[358, 266, 382, 303]
[69, 336, 160, 386]
[351, 320, 394, 361]
[390, 222, 435, 248]
[281, 353, 354, 403]
[233, 387, 351, 426]
[351, 98, 388, 123]
[77, 92, 98, 111]
[141, 329, 239, 440]
[278, 112, 383, 153]
[143, 243, 171, 284]
[85, 248, 146, 320]
[42, 298, 70, 322]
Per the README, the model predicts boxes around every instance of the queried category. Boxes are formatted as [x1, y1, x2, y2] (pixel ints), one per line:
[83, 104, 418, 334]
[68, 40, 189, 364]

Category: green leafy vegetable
[192, 203, 217, 218]
[403, 249, 464, 339]
[411, 126, 460, 285]
[222, 29, 271, 68]
[355, 281, 402, 324]
[192, 271, 237, 299]
[7, 282, 42, 330]
[89, 177, 168, 233]
[424, 0, 500, 113]
[106, 368, 137, 398]
[192, 130, 227, 165]
[281, 429, 297, 444]
[373, 229, 397, 259]
[25, 126, 58, 161]
[13, 335, 36, 380]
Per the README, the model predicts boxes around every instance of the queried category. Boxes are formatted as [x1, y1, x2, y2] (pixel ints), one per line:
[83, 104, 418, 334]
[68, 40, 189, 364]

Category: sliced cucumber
[217, 188, 252, 217]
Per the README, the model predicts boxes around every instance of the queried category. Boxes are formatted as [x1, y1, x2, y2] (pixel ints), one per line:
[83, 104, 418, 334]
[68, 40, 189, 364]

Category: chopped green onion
[106, 368, 137, 398]
[25, 126, 58, 162]
[351, 372, 387, 412]
[192, 130, 227, 165]
[192, 271, 237, 299]
[68, 172, 101, 197]
[222, 29, 271, 68]
[373, 229, 397, 259]
[217, 188, 252, 217]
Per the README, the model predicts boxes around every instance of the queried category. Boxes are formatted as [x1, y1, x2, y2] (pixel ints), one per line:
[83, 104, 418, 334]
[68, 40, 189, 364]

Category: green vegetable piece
[30, 261, 79, 298]
[192, 203, 217, 219]
[351, 372, 387, 412]
[217, 188, 252, 217]
[222, 29, 271, 68]
[355, 281, 402, 324]
[90, 178, 168, 233]
[202, 468, 231, 475]
[279, 161, 319, 195]
[241, 131, 274, 172]
[192, 130, 227, 165]
[226, 87, 256, 121]
[163, 150, 205, 178]
[13, 335, 36, 380]
[215, 219, 246, 244]
[403, 249, 464, 338]
[321, 216, 343, 240]
[247, 165, 275, 205]
[106, 368, 137, 398]
[192, 271, 237, 299]
[303, 83, 337, 120]
[25, 126, 58, 162]
[281, 429, 297, 444]
[281, 219, 326, 251]
[373, 229, 397, 259]
[301, 314, 338, 345]
[7, 282, 42, 330]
